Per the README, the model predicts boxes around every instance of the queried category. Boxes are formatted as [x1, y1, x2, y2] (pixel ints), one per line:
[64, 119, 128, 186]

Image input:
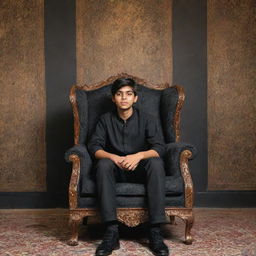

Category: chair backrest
[70, 74, 182, 145]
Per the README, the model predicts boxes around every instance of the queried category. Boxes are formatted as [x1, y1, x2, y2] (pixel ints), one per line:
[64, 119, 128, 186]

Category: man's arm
[95, 149, 125, 169]
[88, 117, 106, 156]
[121, 149, 159, 171]
[95, 149, 159, 171]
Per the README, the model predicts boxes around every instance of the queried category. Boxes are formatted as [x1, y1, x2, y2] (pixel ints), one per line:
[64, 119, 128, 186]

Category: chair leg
[68, 214, 83, 246]
[184, 214, 194, 245]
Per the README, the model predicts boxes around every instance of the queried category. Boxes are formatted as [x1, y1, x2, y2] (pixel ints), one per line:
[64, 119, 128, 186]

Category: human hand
[120, 153, 143, 171]
[110, 154, 125, 169]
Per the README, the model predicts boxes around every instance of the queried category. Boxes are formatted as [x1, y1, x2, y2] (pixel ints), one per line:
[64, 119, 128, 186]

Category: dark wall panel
[76, 0, 172, 85]
[172, 0, 208, 192]
[44, 0, 76, 199]
[0, 0, 46, 192]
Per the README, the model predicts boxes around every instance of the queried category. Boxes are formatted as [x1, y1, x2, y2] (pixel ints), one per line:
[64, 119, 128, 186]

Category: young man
[88, 78, 169, 256]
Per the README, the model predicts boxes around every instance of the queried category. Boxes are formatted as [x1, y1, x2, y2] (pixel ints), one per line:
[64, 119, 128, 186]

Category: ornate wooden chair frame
[67, 73, 194, 246]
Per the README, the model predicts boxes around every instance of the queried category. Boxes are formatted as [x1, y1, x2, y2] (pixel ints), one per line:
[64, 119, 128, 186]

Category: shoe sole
[149, 246, 169, 256]
[151, 251, 169, 256]
[151, 250, 169, 256]
[95, 243, 120, 256]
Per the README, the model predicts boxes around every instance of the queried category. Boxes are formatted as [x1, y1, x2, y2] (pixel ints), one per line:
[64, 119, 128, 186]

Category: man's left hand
[120, 153, 143, 171]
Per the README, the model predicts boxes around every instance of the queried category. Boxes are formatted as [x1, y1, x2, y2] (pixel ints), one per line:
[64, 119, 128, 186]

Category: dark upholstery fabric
[160, 87, 179, 143]
[76, 90, 89, 144]
[78, 195, 184, 208]
[65, 144, 92, 178]
[65, 144, 88, 161]
[79, 175, 184, 196]
[75, 84, 179, 145]
[85, 86, 115, 144]
[164, 142, 197, 176]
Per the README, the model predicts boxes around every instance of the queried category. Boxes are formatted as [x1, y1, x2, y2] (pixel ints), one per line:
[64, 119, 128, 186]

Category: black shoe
[149, 228, 169, 256]
[95, 230, 120, 256]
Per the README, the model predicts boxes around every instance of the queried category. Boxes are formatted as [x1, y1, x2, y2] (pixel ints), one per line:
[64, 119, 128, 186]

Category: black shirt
[88, 108, 165, 158]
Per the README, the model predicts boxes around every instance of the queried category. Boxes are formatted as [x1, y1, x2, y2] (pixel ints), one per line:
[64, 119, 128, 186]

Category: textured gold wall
[76, 0, 172, 85]
[0, 0, 46, 191]
[208, 0, 256, 190]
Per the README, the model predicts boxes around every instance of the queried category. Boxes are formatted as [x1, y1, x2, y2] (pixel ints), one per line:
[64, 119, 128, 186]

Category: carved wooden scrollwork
[68, 211, 83, 246]
[165, 208, 194, 244]
[173, 85, 185, 142]
[78, 73, 169, 91]
[69, 85, 80, 145]
[68, 154, 80, 209]
[180, 150, 194, 208]
[117, 208, 149, 227]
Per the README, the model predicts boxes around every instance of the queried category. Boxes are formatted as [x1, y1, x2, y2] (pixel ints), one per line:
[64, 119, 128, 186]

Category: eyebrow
[116, 90, 134, 93]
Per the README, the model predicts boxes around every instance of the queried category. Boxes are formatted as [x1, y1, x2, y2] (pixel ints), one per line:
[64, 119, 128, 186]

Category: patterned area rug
[0, 208, 255, 256]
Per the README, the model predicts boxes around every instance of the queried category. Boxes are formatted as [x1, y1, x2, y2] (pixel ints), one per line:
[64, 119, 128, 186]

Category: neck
[117, 107, 133, 121]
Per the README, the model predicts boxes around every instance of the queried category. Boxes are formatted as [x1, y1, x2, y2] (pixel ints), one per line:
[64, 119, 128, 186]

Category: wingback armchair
[65, 73, 196, 246]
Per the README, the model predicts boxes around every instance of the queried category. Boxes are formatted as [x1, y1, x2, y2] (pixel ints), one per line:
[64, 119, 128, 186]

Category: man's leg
[95, 158, 120, 256]
[141, 157, 166, 224]
[96, 158, 118, 223]
[140, 158, 169, 256]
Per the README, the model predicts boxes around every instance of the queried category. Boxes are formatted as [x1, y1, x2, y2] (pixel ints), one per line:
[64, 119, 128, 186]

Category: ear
[112, 96, 116, 103]
[134, 95, 138, 103]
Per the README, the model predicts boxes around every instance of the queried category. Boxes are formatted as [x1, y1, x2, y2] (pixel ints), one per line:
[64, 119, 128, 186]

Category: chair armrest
[65, 144, 89, 162]
[68, 154, 80, 209]
[65, 145, 93, 209]
[166, 142, 197, 160]
[65, 144, 92, 177]
[165, 142, 196, 208]
[180, 150, 194, 208]
[165, 142, 197, 176]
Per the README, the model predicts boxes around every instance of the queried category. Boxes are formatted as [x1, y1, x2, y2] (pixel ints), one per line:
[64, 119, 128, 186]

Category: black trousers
[95, 157, 166, 225]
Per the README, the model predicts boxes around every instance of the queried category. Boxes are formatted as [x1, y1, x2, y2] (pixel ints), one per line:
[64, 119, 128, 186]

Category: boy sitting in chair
[88, 77, 169, 256]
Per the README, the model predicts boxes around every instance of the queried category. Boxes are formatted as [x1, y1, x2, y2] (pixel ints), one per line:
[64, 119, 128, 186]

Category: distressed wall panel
[0, 0, 46, 191]
[208, 0, 256, 190]
[76, 0, 172, 85]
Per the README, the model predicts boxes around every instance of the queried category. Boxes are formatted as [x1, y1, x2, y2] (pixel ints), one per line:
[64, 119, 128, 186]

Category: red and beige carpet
[0, 208, 255, 256]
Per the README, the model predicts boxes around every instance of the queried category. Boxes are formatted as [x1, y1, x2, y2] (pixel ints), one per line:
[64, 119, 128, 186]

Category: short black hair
[111, 77, 137, 96]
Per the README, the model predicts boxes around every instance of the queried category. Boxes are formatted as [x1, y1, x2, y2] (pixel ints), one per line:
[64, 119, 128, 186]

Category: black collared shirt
[88, 108, 165, 158]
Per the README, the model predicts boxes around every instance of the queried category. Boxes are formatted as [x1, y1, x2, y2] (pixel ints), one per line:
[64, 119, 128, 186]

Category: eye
[127, 92, 134, 96]
[116, 92, 122, 96]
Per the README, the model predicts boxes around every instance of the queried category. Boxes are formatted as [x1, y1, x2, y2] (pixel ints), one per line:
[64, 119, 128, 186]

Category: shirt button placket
[123, 121, 127, 154]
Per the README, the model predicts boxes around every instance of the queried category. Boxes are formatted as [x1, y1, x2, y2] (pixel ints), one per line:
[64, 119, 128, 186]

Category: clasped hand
[111, 153, 143, 171]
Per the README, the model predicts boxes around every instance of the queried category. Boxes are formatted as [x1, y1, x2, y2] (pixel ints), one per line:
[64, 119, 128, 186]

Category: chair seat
[80, 175, 184, 196]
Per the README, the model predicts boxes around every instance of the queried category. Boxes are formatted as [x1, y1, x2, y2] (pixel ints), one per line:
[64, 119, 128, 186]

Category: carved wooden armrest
[68, 154, 81, 209]
[180, 150, 194, 208]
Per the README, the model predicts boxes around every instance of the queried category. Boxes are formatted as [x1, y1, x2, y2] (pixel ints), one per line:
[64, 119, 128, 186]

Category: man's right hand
[110, 154, 125, 169]
[95, 150, 124, 169]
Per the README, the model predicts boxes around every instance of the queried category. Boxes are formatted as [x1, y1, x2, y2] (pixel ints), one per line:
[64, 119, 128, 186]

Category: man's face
[112, 85, 138, 111]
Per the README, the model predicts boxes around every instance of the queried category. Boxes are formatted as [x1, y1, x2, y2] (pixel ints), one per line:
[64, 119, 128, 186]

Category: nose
[121, 93, 126, 99]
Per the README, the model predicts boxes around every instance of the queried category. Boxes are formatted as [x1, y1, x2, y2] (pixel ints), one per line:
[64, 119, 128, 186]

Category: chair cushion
[80, 175, 184, 197]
